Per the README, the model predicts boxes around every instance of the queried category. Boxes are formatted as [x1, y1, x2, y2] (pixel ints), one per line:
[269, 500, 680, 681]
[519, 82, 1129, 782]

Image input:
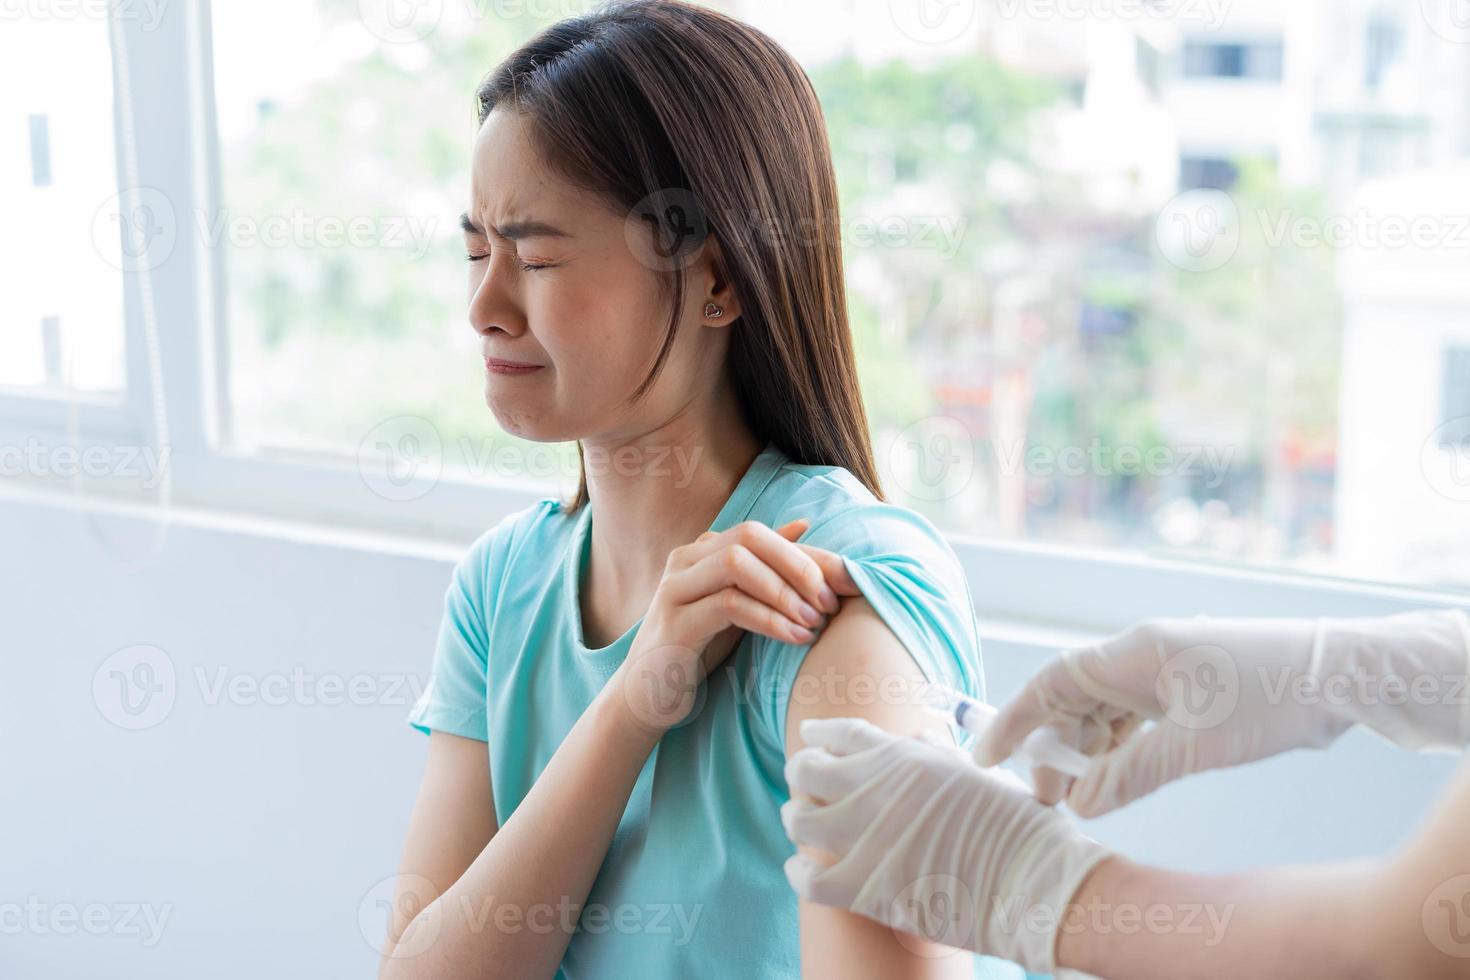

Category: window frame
[8, 0, 1468, 636]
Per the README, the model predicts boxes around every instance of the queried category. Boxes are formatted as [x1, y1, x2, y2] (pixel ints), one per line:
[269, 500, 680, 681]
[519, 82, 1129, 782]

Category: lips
[485, 356, 545, 375]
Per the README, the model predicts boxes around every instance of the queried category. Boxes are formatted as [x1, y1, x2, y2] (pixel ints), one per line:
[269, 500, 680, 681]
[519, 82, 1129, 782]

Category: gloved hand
[976, 609, 1470, 817]
[781, 717, 1111, 974]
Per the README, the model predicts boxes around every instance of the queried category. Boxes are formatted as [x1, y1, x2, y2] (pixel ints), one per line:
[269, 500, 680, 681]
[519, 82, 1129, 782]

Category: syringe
[919, 683, 1092, 779]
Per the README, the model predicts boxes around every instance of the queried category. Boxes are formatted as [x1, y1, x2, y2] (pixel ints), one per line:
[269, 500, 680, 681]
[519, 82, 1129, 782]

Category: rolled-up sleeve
[747, 498, 986, 753]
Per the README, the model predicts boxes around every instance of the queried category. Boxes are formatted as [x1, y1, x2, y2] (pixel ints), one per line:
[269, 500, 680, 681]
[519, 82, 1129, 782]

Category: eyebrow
[459, 211, 572, 241]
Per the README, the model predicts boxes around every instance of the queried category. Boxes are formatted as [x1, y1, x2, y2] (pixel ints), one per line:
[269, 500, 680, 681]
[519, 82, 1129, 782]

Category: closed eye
[465, 252, 551, 273]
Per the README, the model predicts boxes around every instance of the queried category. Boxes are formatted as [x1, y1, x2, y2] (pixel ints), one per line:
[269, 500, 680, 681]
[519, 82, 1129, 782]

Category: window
[1365, 12, 1403, 92]
[1, 19, 126, 394]
[1443, 348, 1470, 449]
[1181, 40, 1284, 81]
[208, 1, 529, 475]
[1178, 156, 1240, 191]
[1135, 38, 1162, 98]
[8, 0, 1468, 602]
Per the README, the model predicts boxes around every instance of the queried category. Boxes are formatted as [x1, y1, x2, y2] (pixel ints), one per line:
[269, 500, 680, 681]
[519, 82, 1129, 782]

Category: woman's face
[463, 107, 732, 444]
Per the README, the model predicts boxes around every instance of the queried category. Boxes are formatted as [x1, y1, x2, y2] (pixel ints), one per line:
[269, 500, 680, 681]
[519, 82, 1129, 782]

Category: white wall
[1, 492, 1462, 977]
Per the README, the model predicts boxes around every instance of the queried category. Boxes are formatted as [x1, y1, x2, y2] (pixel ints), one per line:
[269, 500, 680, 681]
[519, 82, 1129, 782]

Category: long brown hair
[475, 0, 882, 510]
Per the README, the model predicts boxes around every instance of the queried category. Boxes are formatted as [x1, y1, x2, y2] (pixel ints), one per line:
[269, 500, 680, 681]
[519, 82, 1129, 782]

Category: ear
[699, 236, 742, 327]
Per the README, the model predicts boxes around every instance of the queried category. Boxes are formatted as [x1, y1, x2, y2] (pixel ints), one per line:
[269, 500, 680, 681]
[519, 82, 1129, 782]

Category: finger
[916, 728, 949, 748]
[780, 798, 846, 853]
[776, 518, 811, 539]
[1029, 765, 1071, 806]
[696, 518, 805, 547]
[702, 623, 745, 665]
[763, 517, 856, 598]
[781, 793, 881, 858]
[684, 585, 816, 647]
[678, 520, 836, 614]
[674, 540, 828, 633]
[784, 853, 848, 908]
[733, 520, 840, 612]
[973, 659, 1081, 766]
[1063, 642, 1162, 719]
[1066, 725, 1183, 818]
[784, 745, 883, 804]
[1110, 712, 1145, 746]
[791, 544, 862, 598]
[916, 727, 971, 764]
[987, 764, 1034, 795]
[797, 716, 893, 757]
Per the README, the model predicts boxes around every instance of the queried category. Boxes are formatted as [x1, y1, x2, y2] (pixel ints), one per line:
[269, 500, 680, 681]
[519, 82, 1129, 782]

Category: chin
[484, 396, 568, 444]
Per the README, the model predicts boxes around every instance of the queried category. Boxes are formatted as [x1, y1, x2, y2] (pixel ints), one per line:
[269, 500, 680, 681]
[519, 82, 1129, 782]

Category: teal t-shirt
[408, 441, 1025, 979]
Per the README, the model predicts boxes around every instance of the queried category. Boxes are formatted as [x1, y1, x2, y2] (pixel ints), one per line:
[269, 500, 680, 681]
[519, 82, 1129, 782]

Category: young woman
[380, 3, 1010, 977]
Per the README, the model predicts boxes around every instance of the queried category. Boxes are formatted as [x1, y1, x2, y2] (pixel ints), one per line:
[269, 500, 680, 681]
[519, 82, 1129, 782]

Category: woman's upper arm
[381, 731, 497, 960]
[784, 596, 973, 980]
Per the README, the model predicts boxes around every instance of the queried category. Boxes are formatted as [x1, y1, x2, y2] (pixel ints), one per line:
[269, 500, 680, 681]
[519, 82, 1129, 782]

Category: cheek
[540, 272, 670, 374]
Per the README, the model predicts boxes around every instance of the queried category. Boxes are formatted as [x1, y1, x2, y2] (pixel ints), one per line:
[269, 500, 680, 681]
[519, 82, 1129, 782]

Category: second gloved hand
[976, 609, 1470, 817]
[781, 717, 1111, 975]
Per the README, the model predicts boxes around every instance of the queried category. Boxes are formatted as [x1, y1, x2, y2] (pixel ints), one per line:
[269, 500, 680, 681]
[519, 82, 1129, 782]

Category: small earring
[704, 302, 724, 320]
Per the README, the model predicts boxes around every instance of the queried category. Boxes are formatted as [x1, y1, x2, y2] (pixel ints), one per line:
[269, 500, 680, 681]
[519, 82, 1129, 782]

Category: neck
[579, 391, 761, 634]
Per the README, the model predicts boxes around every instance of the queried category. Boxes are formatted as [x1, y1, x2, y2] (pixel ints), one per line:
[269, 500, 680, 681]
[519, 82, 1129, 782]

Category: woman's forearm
[382, 667, 660, 980]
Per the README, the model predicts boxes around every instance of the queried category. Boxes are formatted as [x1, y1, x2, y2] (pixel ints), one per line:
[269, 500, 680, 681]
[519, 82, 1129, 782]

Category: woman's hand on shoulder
[614, 517, 861, 734]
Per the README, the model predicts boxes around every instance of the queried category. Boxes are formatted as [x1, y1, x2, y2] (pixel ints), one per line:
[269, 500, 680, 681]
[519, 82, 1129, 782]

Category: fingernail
[818, 585, 838, 612]
[790, 624, 815, 643]
[797, 601, 823, 627]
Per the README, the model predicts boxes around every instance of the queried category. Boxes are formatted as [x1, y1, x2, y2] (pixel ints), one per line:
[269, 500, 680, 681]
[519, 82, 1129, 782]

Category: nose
[468, 252, 527, 339]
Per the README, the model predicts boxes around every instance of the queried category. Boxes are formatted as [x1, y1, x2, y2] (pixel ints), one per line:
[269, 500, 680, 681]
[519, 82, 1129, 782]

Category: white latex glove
[781, 717, 1111, 974]
[976, 609, 1470, 817]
